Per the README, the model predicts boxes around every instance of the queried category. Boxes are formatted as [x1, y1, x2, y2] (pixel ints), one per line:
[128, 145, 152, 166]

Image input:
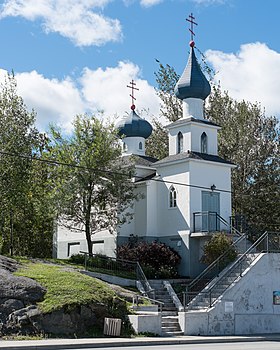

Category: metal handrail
[80, 251, 159, 307]
[136, 262, 155, 299]
[187, 230, 246, 293]
[207, 231, 269, 288]
[216, 213, 242, 236]
[193, 212, 243, 235]
[133, 295, 164, 312]
[186, 231, 280, 310]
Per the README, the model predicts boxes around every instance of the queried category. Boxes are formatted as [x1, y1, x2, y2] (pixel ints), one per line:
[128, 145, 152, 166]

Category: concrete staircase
[187, 253, 258, 310]
[149, 280, 183, 336]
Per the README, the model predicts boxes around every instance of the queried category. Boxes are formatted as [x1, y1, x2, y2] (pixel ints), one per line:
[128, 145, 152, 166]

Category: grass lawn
[15, 262, 117, 313]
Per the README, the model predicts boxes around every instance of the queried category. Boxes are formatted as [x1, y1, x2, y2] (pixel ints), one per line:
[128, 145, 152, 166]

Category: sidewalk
[1, 334, 280, 350]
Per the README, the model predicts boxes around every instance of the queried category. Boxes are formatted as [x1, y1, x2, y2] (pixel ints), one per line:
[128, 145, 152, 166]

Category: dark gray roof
[166, 116, 220, 129]
[135, 172, 157, 183]
[121, 154, 158, 167]
[154, 150, 234, 166]
[115, 110, 153, 139]
[174, 47, 211, 101]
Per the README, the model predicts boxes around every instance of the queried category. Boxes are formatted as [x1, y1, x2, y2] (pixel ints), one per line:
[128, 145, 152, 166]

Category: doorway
[201, 191, 220, 232]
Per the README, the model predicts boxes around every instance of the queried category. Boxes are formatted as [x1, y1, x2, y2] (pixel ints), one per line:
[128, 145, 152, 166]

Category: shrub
[201, 232, 237, 265]
[69, 253, 85, 265]
[116, 241, 181, 278]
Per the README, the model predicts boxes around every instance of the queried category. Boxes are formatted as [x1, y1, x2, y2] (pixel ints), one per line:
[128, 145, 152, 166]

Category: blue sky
[0, 0, 279, 132]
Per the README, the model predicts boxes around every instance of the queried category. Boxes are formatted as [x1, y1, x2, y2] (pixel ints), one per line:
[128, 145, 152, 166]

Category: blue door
[201, 191, 220, 232]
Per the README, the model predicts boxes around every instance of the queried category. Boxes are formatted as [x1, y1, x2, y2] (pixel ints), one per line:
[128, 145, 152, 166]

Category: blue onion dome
[116, 108, 153, 139]
[175, 46, 211, 101]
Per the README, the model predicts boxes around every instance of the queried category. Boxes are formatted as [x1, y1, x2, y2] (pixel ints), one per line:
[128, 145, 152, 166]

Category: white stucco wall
[168, 119, 219, 156]
[156, 162, 190, 237]
[121, 136, 146, 156]
[55, 225, 116, 259]
[183, 98, 204, 119]
[181, 253, 280, 335]
[189, 160, 233, 231]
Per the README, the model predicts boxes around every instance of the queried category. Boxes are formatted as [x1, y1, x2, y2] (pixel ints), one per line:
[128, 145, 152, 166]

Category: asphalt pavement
[0, 334, 280, 350]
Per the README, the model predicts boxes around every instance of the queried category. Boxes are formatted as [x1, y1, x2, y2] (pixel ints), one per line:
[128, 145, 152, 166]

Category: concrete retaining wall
[128, 314, 161, 336]
[181, 253, 280, 335]
[81, 270, 136, 287]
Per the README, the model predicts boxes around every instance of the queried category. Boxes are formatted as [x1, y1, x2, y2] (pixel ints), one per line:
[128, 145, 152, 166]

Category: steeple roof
[115, 110, 153, 139]
[174, 46, 211, 101]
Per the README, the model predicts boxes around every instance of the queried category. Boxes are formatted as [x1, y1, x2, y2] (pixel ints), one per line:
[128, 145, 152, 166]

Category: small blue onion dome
[116, 109, 153, 139]
[175, 46, 211, 101]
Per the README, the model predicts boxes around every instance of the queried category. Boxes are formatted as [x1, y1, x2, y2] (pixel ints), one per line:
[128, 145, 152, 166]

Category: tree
[154, 62, 182, 123]
[146, 118, 169, 160]
[0, 73, 39, 255]
[148, 63, 280, 234]
[206, 87, 280, 233]
[201, 232, 237, 265]
[48, 115, 136, 255]
[0, 74, 55, 257]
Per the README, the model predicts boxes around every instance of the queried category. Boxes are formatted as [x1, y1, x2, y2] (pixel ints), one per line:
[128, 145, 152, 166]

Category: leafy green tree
[0, 74, 55, 257]
[0, 73, 40, 255]
[206, 87, 280, 233]
[146, 118, 169, 160]
[201, 232, 237, 265]
[48, 115, 136, 256]
[155, 62, 182, 123]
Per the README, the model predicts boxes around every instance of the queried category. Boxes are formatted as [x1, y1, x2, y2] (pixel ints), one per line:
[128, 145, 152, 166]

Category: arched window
[123, 142, 128, 151]
[169, 186, 177, 208]
[177, 132, 183, 154]
[201, 132, 208, 154]
[139, 142, 143, 150]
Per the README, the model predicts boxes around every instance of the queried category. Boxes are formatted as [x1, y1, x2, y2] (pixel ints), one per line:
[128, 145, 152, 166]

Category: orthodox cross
[186, 13, 198, 46]
[127, 79, 139, 111]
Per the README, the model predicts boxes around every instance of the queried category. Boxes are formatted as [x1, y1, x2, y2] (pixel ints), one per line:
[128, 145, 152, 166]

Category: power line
[0, 150, 232, 193]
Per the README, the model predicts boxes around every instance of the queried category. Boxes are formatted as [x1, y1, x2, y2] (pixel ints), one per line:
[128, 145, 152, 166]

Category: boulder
[0, 269, 46, 303]
[0, 255, 19, 272]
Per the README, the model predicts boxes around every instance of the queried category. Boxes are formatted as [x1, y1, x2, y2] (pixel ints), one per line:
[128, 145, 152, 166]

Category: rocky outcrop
[0, 255, 47, 335]
[0, 255, 133, 337]
[4, 303, 110, 336]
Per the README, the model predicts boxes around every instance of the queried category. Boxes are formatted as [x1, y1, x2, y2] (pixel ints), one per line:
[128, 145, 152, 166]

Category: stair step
[162, 321, 179, 326]
[162, 331, 184, 337]
[162, 317, 180, 323]
[162, 326, 181, 332]
[162, 311, 178, 316]
[161, 322, 180, 328]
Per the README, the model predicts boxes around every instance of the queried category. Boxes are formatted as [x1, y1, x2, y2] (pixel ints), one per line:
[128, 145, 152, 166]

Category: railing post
[216, 213, 218, 231]
[209, 291, 212, 307]
[208, 211, 210, 233]
[193, 212, 196, 232]
[183, 292, 186, 312]
[266, 232, 269, 252]
[84, 252, 87, 271]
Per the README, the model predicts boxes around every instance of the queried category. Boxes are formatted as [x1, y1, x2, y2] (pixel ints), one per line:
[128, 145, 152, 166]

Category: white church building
[53, 39, 235, 278]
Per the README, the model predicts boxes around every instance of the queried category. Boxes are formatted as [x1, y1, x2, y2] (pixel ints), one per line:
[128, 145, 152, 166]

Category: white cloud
[0, 0, 122, 46]
[16, 71, 85, 133]
[206, 42, 280, 118]
[0, 61, 160, 133]
[80, 61, 160, 122]
[140, 0, 163, 7]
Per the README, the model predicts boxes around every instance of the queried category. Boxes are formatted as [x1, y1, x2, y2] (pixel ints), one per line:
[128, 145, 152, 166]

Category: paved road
[62, 342, 280, 350]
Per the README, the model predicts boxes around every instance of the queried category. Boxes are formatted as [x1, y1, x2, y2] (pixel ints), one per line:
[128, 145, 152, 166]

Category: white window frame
[169, 185, 177, 208]
[201, 132, 208, 154]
